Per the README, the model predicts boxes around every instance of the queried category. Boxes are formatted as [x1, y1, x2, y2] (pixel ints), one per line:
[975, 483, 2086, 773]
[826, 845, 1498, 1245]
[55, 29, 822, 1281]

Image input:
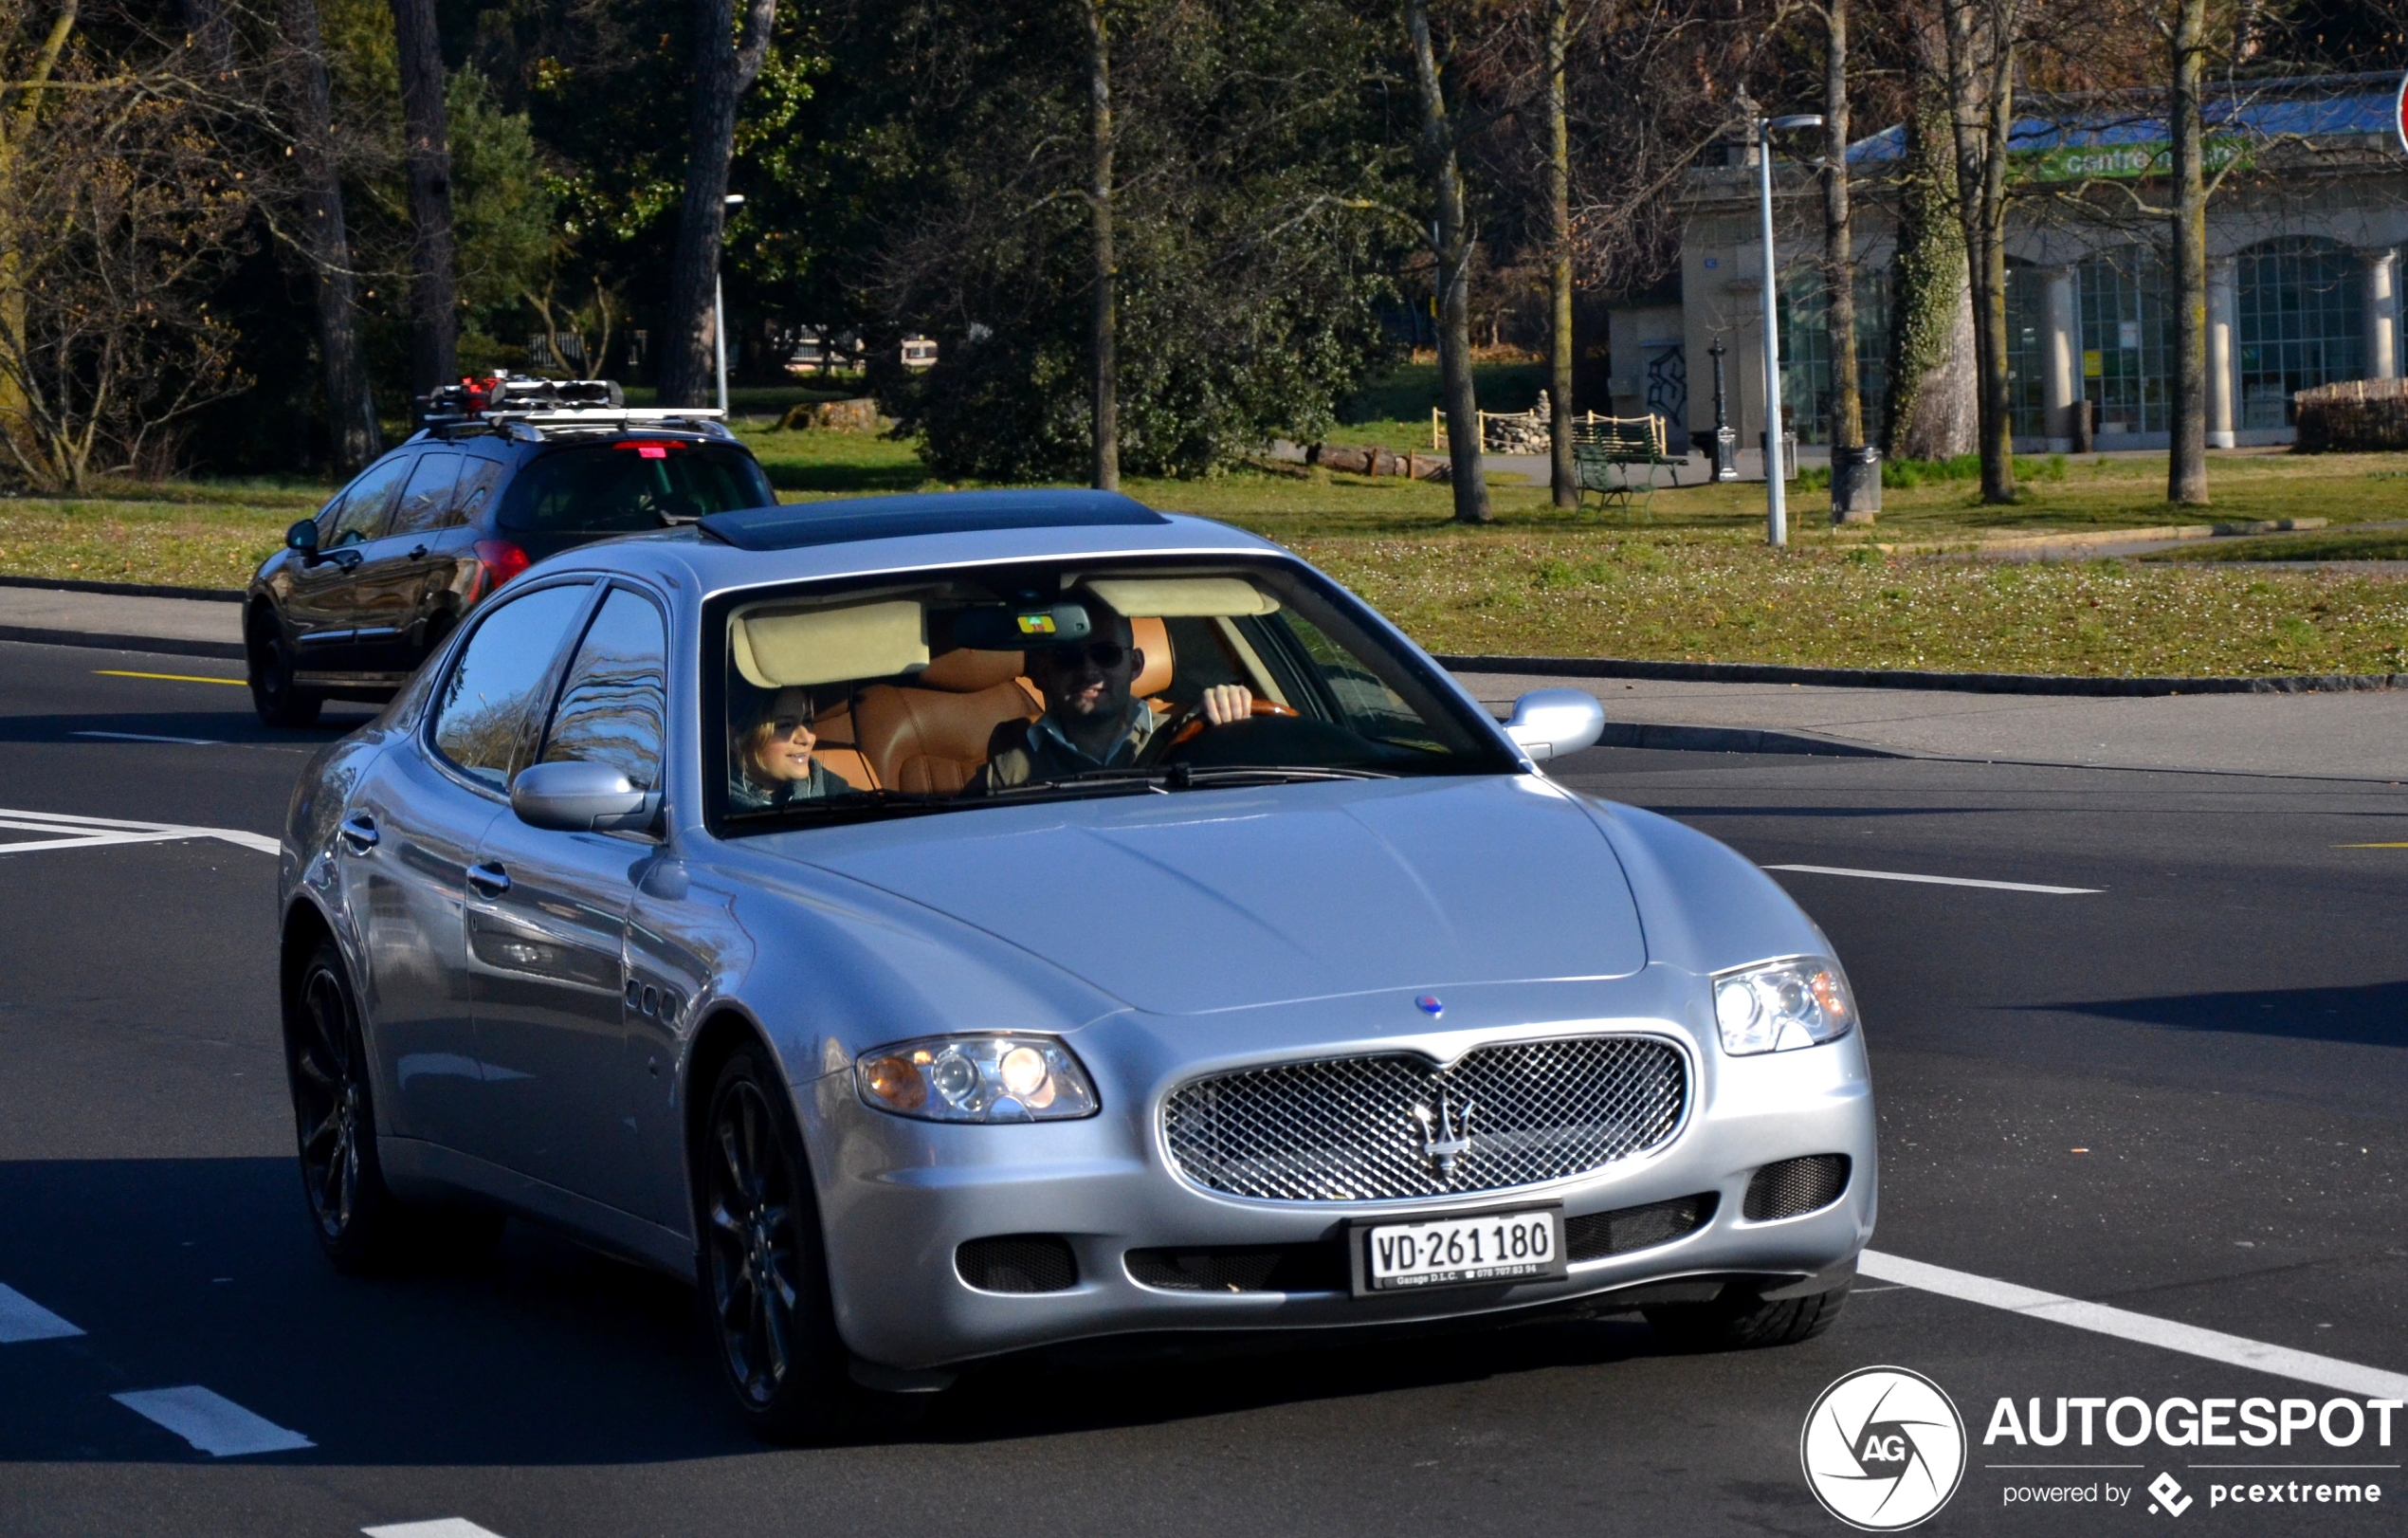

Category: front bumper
[807, 1006, 1877, 1372]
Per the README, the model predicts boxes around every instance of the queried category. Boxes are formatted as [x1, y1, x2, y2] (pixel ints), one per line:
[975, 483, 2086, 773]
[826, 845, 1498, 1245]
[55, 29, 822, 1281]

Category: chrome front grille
[1161, 1035, 1688, 1202]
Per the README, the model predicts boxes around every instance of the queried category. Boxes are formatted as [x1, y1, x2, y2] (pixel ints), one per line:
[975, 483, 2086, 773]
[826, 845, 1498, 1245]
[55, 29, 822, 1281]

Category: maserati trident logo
[1411, 1090, 1475, 1177]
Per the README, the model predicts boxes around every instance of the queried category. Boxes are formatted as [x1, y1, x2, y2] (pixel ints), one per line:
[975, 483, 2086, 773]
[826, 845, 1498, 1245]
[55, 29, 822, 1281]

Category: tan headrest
[1130, 616, 1172, 698]
[916, 646, 1029, 692]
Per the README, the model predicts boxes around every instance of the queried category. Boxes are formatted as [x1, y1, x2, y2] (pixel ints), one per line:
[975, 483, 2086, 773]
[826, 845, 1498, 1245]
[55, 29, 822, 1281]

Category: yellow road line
[2333, 842, 2408, 849]
[93, 669, 246, 687]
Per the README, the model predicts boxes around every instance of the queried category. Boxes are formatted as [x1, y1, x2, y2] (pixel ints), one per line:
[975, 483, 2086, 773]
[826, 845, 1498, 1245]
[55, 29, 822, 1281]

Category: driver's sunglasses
[1046, 642, 1128, 668]
[766, 715, 815, 737]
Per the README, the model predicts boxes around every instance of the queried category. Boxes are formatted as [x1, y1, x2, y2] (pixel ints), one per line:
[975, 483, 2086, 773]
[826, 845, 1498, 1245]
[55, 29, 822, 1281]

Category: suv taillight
[473, 538, 531, 589]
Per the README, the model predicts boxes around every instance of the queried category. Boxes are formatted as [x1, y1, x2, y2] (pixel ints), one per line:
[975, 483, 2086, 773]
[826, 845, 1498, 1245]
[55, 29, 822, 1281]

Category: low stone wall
[1305, 443, 1448, 480]
[2293, 377, 2408, 452]
[779, 397, 883, 431]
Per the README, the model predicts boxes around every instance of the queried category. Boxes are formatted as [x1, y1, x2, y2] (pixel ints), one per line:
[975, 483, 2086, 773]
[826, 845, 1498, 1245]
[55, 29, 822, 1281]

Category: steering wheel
[1137, 697, 1298, 766]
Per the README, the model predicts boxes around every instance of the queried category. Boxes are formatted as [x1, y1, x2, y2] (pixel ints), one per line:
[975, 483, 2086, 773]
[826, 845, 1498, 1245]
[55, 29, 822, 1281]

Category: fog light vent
[1742, 1155, 1851, 1221]
[956, 1235, 1077, 1292]
[1564, 1193, 1718, 1262]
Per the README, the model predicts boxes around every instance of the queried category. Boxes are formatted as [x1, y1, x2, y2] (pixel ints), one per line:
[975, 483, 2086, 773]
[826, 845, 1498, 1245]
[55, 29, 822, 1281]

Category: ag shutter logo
[1802, 1366, 1968, 1530]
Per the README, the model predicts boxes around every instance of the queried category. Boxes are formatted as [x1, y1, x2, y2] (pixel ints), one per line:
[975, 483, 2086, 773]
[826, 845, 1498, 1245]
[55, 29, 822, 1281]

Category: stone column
[2207, 256, 2237, 449]
[2041, 265, 2078, 451]
[2362, 247, 2399, 380]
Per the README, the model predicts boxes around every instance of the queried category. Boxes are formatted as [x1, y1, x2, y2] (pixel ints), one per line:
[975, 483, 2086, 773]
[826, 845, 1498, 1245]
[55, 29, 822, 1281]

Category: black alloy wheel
[700, 1051, 863, 1443]
[248, 613, 321, 727]
[286, 942, 500, 1272]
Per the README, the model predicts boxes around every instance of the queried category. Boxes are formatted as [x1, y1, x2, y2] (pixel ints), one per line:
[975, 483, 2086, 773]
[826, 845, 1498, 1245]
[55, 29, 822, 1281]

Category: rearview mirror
[1503, 688, 1607, 760]
[285, 519, 321, 558]
[510, 760, 662, 833]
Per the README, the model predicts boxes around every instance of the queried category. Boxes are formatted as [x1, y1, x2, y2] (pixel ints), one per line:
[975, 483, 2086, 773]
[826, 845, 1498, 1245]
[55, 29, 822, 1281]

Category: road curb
[1590, 721, 1902, 758]
[1439, 653, 2407, 697]
[0, 624, 246, 661]
[0, 573, 245, 602]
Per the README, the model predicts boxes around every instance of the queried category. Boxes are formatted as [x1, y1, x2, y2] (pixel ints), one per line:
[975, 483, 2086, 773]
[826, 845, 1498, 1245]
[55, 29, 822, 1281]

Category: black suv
[246, 378, 775, 724]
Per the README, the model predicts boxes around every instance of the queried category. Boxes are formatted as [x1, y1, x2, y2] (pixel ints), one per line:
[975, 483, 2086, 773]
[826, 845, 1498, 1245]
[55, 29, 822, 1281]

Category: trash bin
[1832, 445, 1882, 523]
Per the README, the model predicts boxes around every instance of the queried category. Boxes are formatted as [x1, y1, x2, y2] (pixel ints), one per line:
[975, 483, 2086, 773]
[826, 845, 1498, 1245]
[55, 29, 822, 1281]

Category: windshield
[498, 441, 773, 533]
[711, 558, 1516, 831]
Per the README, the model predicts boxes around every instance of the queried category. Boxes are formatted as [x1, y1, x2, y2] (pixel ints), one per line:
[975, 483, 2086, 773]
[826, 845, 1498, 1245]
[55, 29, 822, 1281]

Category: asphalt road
[3, 634, 2405, 1537]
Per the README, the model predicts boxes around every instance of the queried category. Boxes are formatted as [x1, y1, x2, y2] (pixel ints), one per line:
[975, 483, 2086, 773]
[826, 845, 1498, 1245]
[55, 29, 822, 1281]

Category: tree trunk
[1085, 0, 1118, 491]
[2167, 0, 2209, 504]
[283, 0, 379, 471]
[1943, 0, 2017, 504]
[1407, 0, 1489, 523]
[182, 0, 237, 80]
[390, 0, 457, 396]
[1883, 95, 1975, 460]
[1544, 0, 1575, 508]
[0, 0, 79, 461]
[1823, 0, 1867, 522]
[658, 0, 776, 407]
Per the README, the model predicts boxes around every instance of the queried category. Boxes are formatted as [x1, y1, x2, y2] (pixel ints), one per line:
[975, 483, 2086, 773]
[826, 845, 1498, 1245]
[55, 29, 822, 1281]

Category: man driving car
[972, 606, 1250, 792]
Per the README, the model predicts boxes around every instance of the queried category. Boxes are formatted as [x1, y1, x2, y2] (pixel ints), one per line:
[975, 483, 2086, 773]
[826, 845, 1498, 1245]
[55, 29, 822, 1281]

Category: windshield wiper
[993, 763, 1395, 797]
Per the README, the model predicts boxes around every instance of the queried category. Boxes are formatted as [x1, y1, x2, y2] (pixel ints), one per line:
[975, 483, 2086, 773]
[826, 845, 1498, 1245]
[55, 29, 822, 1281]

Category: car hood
[779, 774, 1647, 1016]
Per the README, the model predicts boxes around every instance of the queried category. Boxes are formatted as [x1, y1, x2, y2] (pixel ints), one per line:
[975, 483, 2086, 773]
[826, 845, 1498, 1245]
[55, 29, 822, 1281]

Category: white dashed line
[0, 1283, 82, 1343]
[1862, 1250, 2408, 1400]
[0, 808, 277, 856]
[364, 1522, 511, 1538]
[1764, 863, 2101, 895]
[112, 1385, 314, 1456]
[72, 730, 226, 746]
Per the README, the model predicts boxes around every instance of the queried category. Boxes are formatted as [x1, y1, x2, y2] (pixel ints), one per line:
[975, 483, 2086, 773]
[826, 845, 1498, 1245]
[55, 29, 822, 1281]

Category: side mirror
[286, 519, 321, 559]
[510, 760, 662, 833]
[1503, 688, 1607, 761]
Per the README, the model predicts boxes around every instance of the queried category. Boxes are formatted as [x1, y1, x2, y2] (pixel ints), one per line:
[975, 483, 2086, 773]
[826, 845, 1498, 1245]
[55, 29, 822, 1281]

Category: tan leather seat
[805, 697, 879, 792]
[852, 649, 1044, 794]
[1129, 616, 1172, 702]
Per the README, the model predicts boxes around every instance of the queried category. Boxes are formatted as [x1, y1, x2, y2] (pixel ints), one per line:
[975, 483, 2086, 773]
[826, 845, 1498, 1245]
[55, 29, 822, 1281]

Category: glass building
[1778, 265, 1890, 445]
[2078, 247, 2176, 437]
[2236, 237, 2362, 430]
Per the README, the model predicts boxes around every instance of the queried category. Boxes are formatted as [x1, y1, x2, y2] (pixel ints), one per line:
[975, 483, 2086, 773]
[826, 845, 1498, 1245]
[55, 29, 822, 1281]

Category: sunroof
[699, 489, 1171, 552]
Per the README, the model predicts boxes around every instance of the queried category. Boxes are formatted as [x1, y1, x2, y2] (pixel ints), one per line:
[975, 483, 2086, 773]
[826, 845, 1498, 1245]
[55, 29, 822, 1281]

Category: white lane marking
[1764, 863, 2101, 895]
[0, 1283, 83, 1344]
[1861, 1250, 2408, 1399]
[111, 1385, 315, 1456]
[0, 807, 278, 856]
[73, 730, 226, 746]
[364, 1522, 511, 1538]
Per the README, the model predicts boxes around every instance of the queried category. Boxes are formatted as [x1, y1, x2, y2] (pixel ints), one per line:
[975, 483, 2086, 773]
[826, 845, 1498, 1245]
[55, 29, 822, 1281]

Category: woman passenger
[732, 687, 844, 810]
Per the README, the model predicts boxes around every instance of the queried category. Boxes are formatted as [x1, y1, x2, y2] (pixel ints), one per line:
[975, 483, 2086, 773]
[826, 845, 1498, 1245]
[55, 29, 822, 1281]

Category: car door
[414, 452, 510, 658]
[350, 577, 596, 1151]
[465, 582, 669, 1210]
[349, 449, 462, 675]
[287, 452, 414, 675]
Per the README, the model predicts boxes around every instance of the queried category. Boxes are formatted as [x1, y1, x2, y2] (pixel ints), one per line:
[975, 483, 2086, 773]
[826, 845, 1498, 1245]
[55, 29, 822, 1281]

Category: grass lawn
[2148, 522, 2408, 561]
[9, 426, 2408, 677]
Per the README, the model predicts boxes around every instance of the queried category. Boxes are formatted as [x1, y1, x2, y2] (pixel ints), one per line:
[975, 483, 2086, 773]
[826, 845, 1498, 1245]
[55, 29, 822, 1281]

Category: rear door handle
[337, 815, 378, 854]
[466, 862, 511, 897]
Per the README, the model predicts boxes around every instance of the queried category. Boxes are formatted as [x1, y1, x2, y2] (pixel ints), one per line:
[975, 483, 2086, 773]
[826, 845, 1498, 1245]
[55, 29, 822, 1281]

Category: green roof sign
[2018, 137, 2249, 182]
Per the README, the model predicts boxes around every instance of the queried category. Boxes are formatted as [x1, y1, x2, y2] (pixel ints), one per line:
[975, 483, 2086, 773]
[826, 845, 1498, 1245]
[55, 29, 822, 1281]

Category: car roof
[524, 490, 1289, 600]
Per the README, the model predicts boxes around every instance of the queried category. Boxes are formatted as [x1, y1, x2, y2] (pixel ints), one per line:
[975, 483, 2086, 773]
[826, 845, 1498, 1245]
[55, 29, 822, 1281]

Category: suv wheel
[248, 612, 321, 727]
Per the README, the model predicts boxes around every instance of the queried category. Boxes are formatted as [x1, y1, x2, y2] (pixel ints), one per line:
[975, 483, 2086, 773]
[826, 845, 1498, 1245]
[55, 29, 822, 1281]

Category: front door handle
[465, 862, 511, 898]
[408, 544, 429, 559]
[337, 815, 378, 854]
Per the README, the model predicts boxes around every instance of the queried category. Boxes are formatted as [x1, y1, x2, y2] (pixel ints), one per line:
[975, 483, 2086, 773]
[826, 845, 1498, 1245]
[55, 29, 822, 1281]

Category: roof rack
[418, 375, 732, 442]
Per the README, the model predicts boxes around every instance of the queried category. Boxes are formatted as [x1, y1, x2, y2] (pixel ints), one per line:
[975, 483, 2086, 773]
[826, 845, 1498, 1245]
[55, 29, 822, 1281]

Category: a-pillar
[2362, 247, 2399, 380]
[2207, 257, 2237, 449]
[2041, 265, 2078, 451]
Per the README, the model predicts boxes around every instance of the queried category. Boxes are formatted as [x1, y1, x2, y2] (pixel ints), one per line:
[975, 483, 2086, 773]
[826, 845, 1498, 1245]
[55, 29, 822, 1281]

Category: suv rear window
[496, 442, 774, 533]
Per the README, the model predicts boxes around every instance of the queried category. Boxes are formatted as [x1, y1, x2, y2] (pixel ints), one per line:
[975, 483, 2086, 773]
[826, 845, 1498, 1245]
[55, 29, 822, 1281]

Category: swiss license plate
[1351, 1206, 1568, 1295]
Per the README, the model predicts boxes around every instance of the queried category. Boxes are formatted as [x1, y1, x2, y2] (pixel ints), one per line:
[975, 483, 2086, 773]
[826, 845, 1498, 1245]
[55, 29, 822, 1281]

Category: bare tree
[2166, 0, 2209, 504]
[1821, 0, 1870, 520]
[1943, 0, 2024, 504]
[1879, 88, 1977, 459]
[1542, 0, 1574, 507]
[656, 0, 776, 407]
[391, 0, 456, 395]
[1408, 0, 1490, 524]
[280, 0, 377, 470]
[1085, 0, 1117, 490]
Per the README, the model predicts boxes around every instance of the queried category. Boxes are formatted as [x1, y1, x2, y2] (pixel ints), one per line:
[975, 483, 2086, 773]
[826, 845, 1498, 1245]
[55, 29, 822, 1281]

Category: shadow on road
[2024, 980, 2408, 1048]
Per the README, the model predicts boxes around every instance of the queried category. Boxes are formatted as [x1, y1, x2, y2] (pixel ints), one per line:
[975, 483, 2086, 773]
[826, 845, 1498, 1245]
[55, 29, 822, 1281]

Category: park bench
[1570, 414, 1681, 518]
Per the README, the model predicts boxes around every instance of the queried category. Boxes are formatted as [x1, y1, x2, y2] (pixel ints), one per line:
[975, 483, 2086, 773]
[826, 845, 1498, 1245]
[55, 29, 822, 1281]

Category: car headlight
[1711, 959, 1855, 1055]
[855, 1034, 1100, 1123]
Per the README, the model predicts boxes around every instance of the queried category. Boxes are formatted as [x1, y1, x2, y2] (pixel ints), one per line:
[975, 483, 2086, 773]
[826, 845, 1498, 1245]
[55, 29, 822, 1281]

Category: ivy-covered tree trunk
[2167, 0, 2209, 505]
[1882, 97, 1976, 461]
[1544, 0, 1575, 508]
[1406, 0, 1489, 523]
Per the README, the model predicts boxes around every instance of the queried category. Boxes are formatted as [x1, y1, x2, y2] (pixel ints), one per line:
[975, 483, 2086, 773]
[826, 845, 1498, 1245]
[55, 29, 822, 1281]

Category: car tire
[248, 613, 322, 728]
[1644, 1280, 1850, 1352]
[697, 1049, 874, 1445]
[285, 942, 502, 1273]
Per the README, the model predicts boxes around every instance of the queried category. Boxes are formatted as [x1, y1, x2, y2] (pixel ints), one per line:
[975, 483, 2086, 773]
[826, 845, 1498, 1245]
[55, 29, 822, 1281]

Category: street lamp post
[716, 192, 745, 416]
[1755, 113, 1822, 547]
